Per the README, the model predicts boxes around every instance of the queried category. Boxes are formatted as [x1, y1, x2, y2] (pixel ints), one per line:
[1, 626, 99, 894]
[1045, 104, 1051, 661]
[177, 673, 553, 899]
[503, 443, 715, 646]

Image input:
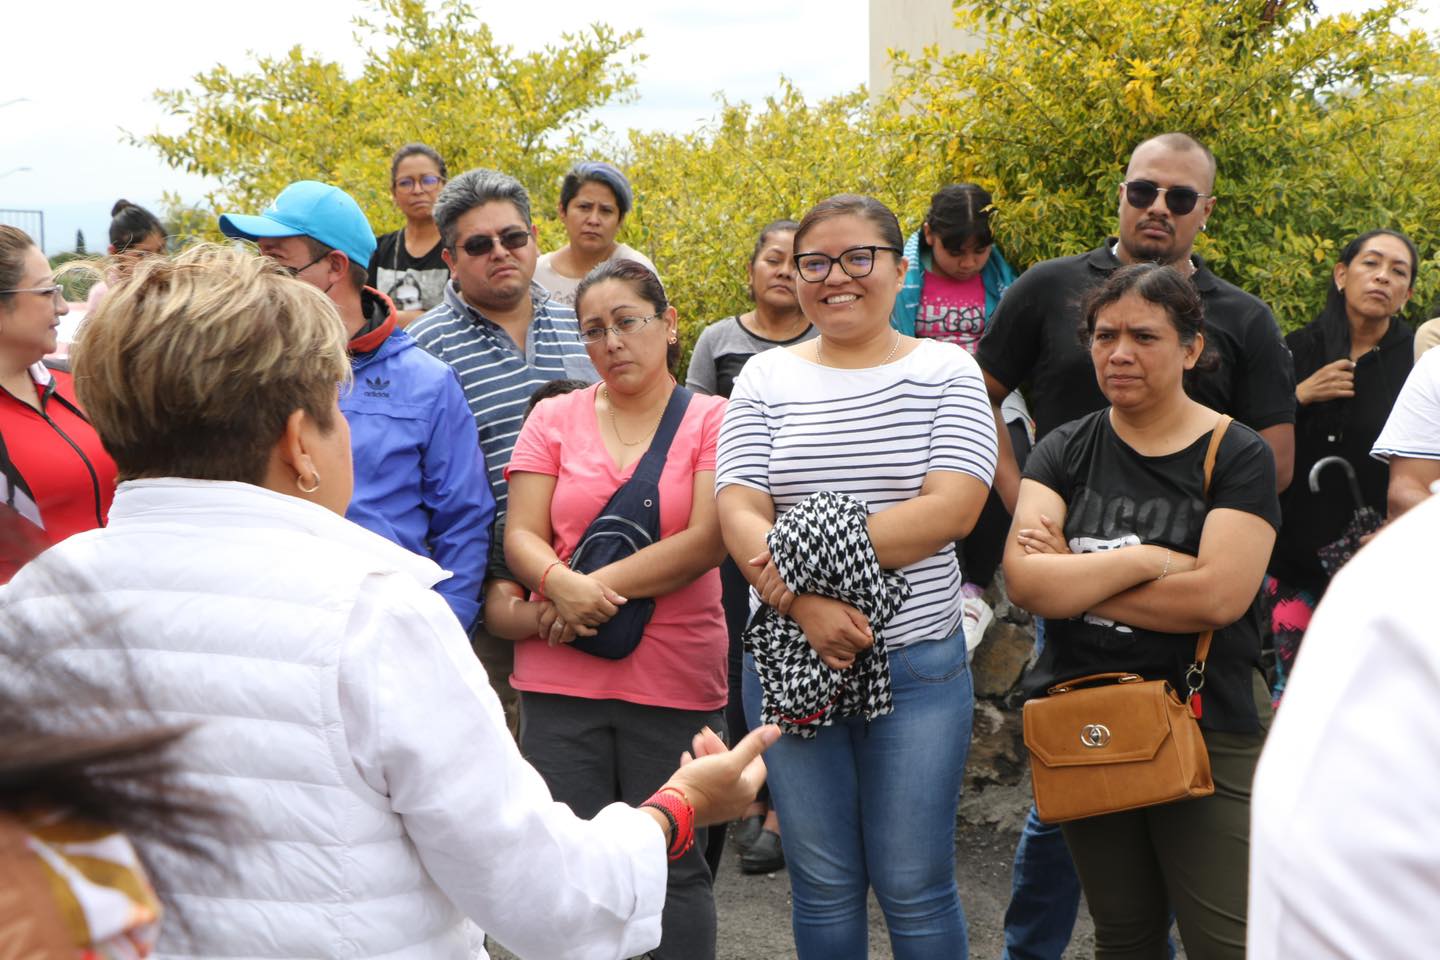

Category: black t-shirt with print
[977, 242, 1297, 440]
[1022, 410, 1281, 733]
[368, 229, 451, 313]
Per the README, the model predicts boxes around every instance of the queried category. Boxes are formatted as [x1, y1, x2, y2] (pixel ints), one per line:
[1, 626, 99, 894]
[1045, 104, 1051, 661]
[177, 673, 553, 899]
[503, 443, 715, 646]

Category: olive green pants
[1059, 675, 1271, 960]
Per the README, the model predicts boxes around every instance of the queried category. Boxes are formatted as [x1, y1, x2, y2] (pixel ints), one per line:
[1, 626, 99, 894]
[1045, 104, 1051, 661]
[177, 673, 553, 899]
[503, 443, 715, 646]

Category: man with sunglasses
[977, 133, 1295, 960]
[220, 181, 495, 632]
[409, 168, 597, 732]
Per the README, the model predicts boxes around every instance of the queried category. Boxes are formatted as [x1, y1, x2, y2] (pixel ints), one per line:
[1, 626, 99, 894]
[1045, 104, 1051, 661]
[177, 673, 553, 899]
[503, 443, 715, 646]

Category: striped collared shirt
[411, 281, 597, 508]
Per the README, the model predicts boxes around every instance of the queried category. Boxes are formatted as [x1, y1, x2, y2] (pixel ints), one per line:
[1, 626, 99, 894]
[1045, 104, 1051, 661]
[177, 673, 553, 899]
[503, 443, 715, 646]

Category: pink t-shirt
[916, 269, 987, 354]
[504, 384, 728, 710]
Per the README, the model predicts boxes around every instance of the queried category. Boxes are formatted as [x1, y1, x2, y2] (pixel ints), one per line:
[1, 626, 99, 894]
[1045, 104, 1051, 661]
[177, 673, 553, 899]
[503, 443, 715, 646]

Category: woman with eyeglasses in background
[534, 161, 658, 306]
[505, 259, 730, 960]
[369, 143, 450, 326]
[0, 227, 116, 578]
[716, 194, 998, 958]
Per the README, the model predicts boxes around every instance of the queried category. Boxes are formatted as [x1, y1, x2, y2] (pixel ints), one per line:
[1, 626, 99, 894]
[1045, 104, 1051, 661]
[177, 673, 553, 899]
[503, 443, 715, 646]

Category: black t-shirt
[1022, 410, 1281, 733]
[368, 229, 451, 313]
[1269, 312, 1413, 593]
[977, 242, 1296, 439]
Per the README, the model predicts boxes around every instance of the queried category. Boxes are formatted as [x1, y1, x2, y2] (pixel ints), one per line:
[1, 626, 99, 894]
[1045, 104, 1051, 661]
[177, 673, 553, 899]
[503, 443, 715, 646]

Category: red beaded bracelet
[538, 559, 565, 598]
[641, 786, 695, 861]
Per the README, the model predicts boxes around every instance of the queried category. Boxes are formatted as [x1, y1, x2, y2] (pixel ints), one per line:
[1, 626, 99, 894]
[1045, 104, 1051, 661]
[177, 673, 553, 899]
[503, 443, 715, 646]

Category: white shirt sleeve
[1249, 495, 1440, 958]
[1371, 346, 1440, 462]
[339, 574, 667, 960]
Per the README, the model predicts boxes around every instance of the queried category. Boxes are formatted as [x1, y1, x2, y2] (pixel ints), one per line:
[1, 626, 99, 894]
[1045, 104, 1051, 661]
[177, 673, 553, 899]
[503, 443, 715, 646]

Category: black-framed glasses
[1121, 180, 1212, 216]
[0, 284, 64, 305]
[578, 313, 659, 344]
[395, 174, 444, 192]
[793, 245, 902, 283]
[460, 229, 531, 257]
[282, 250, 334, 278]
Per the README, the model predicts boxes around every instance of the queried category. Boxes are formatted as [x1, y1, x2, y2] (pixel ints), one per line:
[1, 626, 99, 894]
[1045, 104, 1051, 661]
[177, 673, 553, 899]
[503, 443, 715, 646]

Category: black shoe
[731, 814, 763, 854]
[740, 828, 785, 874]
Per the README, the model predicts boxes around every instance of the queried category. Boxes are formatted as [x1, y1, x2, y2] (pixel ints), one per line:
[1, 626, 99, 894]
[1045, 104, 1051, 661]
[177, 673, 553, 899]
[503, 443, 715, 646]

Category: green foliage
[625, 81, 926, 362]
[878, 0, 1440, 329]
[134, 0, 642, 239]
[140, 0, 1440, 347]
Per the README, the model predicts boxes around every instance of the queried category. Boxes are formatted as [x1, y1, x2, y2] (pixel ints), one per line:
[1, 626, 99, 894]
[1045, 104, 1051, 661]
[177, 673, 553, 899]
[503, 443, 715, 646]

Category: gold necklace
[603, 385, 667, 446]
[816, 329, 902, 368]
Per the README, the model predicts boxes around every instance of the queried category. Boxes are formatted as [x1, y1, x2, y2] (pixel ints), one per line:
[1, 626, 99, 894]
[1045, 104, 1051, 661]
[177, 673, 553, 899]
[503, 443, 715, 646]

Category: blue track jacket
[343, 290, 495, 628]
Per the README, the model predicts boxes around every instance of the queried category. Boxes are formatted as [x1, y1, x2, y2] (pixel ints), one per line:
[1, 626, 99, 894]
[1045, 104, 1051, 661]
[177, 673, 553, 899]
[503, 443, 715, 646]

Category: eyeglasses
[282, 250, 334, 278]
[793, 245, 902, 283]
[460, 229, 531, 257]
[1121, 180, 1212, 216]
[578, 313, 659, 344]
[395, 175, 444, 192]
[0, 284, 64, 305]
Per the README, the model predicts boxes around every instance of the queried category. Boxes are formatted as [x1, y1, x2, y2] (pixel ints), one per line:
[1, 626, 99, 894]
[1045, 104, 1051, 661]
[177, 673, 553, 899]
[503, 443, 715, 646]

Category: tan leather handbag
[1021, 416, 1231, 823]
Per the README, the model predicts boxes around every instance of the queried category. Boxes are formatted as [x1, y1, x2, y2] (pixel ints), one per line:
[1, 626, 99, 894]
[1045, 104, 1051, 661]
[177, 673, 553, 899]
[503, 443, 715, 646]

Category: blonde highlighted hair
[72, 243, 350, 484]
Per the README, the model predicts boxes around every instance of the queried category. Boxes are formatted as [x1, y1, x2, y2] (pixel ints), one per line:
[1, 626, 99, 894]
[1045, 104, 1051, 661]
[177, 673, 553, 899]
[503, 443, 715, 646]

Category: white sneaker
[962, 595, 994, 663]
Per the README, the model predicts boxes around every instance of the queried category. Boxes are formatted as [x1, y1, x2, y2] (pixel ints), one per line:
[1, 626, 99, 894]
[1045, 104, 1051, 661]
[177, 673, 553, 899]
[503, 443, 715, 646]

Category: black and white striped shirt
[716, 339, 998, 647]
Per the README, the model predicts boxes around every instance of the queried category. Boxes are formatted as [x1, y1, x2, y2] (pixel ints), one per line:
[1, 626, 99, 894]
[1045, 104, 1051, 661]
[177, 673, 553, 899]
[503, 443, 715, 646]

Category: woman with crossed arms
[1005, 263, 1279, 959]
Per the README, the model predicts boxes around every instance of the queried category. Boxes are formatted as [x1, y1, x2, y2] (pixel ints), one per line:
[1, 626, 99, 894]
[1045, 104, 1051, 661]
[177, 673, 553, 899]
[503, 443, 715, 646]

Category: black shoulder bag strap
[626, 386, 694, 490]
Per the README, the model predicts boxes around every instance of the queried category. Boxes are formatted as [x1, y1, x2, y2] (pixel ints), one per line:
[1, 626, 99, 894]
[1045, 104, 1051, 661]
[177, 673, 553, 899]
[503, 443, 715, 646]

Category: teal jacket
[889, 228, 1017, 335]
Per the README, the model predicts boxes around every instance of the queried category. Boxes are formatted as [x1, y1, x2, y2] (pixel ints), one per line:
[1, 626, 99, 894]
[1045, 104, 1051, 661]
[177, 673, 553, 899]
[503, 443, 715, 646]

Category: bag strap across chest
[624, 386, 694, 489]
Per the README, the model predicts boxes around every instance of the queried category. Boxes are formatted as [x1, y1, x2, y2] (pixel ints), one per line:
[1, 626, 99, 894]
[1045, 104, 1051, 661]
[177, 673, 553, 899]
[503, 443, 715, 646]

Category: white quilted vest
[3, 480, 473, 959]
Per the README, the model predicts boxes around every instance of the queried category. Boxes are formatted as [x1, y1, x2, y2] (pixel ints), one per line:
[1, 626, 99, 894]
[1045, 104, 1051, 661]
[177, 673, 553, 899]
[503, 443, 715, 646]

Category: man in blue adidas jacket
[221, 181, 494, 628]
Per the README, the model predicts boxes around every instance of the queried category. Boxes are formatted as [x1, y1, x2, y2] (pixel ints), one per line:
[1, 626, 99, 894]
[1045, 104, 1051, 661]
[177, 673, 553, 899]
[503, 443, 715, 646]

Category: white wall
[869, 0, 984, 100]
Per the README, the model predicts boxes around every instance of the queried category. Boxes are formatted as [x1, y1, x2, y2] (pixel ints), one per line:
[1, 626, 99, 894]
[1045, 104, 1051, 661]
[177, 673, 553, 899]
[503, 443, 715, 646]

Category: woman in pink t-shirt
[505, 258, 729, 960]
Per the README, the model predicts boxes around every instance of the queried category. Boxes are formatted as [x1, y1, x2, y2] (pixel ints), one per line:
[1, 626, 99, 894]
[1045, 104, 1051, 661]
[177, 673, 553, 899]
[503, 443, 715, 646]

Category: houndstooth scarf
[744, 491, 912, 738]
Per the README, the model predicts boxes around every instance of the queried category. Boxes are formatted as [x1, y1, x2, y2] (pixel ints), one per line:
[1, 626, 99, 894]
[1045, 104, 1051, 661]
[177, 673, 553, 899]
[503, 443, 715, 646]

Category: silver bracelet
[1156, 549, 1172, 582]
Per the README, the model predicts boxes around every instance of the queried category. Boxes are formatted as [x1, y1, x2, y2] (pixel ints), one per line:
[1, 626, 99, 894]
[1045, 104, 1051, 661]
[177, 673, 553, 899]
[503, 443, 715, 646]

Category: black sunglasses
[1122, 180, 1212, 216]
[460, 229, 531, 257]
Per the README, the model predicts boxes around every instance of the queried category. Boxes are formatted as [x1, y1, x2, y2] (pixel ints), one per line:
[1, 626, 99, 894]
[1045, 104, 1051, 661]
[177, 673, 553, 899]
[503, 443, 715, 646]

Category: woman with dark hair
[534, 160, 658, 305]
[0, 604, 220, 954]
[686, 218, 813, 874]
[83, 200, 167, 314]
[1004, 263, 1280, 958]
[892, 184, 1030, 629]
[505, 258, 730, 960]
[1266, 229, 1417, 701]
[369, 142, 450, 325]
[0, 226, 116, 579]
[717, 194, 997, 957]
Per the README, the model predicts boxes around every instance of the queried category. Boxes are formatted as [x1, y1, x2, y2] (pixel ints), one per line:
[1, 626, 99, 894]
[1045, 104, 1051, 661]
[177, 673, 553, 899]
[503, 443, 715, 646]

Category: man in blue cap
[220, 181, 494, 629]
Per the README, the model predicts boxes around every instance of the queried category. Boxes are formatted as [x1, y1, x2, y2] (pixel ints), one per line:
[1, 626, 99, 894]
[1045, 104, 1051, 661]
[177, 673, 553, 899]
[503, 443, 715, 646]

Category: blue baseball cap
[218, 181, 376, 267]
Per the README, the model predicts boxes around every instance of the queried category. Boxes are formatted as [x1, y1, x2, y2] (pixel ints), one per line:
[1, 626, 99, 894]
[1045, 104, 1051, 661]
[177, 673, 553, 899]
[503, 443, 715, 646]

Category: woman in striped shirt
[715, 194, 998, 958]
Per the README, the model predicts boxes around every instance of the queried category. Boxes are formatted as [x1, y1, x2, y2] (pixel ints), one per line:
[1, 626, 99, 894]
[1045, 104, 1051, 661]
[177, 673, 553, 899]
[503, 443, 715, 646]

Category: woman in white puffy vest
[0, 243, 776, 960]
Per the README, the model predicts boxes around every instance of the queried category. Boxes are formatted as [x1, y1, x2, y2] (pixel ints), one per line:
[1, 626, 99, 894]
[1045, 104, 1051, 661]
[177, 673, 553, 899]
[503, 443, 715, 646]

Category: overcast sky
[3, 1, 1431, 254]
[3, 2, 869, 253]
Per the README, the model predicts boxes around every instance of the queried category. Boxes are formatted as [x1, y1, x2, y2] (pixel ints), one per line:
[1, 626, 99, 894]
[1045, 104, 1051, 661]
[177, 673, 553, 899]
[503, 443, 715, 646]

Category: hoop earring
[668, 336, 678, 345]
[296, 471, 321, 495]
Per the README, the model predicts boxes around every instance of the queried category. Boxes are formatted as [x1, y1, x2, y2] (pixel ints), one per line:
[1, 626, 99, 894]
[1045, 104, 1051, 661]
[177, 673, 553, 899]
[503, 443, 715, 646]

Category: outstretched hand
[663, 724, 780, 827]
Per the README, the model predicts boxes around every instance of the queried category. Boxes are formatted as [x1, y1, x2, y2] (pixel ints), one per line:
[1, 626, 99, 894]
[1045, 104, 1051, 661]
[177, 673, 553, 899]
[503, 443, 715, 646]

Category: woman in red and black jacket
[0, 227, 116, 577]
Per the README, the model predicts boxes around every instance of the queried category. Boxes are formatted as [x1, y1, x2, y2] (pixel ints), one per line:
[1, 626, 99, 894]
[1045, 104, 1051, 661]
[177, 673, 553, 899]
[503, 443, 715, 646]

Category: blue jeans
[1002, 806, 1083, 960]
[742, 626, 974, 959]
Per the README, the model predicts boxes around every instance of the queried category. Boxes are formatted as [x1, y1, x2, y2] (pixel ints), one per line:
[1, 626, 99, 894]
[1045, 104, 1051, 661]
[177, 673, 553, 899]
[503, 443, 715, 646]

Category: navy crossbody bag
[567, 386, 694, 659]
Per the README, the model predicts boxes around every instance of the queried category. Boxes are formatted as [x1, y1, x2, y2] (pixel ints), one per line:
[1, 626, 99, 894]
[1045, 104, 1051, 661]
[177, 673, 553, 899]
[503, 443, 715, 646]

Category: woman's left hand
[1017, 514, 1071, 555]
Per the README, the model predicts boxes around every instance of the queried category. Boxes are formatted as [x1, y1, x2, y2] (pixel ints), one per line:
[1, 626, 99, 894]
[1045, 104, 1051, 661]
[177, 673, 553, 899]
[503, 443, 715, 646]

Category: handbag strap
[1188, 415, 1232, 683]
[629, 386, 694, 487]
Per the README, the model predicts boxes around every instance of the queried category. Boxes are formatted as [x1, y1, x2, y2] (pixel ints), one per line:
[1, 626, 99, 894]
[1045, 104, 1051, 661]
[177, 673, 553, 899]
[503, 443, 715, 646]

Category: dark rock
[971, 620, 1034, 699]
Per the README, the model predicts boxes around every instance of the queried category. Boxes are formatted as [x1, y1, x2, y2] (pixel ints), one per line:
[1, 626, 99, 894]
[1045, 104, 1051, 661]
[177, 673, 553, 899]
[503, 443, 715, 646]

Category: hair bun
[111, 199, 135, 217]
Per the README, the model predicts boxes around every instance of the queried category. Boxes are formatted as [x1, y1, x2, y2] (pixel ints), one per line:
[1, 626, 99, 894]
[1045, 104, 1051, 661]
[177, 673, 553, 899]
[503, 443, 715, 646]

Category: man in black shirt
[978, 133, 1295, 510]
[981, 133, 1295, 960]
